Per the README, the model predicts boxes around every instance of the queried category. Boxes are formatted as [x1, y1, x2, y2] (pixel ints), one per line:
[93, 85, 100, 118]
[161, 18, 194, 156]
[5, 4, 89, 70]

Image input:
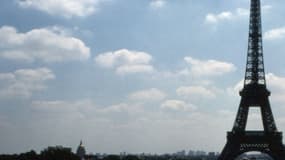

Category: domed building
[76, 140, 86, 160]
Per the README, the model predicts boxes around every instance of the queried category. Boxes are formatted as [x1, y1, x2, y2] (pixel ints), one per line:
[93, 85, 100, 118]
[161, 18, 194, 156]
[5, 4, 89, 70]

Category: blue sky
[1, 0, 285, 154]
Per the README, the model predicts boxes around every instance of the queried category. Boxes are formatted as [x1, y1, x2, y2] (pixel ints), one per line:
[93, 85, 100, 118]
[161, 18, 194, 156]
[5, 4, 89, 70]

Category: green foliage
[18, 150, 39, 160]
[0, 146, 80, 160]
[103, 155, 121, 160]
[0, 154, 18, 160]
[123, 155, 140, 160]
[40, 146, 80, 160]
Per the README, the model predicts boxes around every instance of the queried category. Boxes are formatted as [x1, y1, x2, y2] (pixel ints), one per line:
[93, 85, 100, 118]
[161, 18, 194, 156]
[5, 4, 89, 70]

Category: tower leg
[218, 132, 285, 160]
[218, 140, 240, 160]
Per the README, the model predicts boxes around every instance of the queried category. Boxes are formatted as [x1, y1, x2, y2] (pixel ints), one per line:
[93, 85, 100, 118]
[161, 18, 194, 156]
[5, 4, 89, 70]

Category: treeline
[0, 146, 80, 160]
[0, 148, 216, 160]
[95, 155, 217, 160]
[94, 155, 214, 160]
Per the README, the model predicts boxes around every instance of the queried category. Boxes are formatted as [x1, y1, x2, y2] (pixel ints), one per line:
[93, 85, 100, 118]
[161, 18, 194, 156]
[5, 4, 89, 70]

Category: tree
[18, 150, 39, 160]
[123, 155, 140, 160]
[103, 155, 121, 160]
[40, 146, 80, 160]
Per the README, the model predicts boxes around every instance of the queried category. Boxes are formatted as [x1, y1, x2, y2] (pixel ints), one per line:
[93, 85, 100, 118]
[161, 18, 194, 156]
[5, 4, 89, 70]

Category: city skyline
[1, 0, 285, 155]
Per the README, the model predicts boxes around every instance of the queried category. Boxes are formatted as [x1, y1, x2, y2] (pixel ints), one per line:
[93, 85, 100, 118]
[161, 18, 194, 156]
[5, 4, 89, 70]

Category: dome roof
[76, 140, 86, 158]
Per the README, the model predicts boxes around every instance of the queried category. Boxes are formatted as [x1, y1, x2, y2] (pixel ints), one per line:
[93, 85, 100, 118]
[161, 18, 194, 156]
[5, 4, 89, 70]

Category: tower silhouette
[218, 0, 285, 159]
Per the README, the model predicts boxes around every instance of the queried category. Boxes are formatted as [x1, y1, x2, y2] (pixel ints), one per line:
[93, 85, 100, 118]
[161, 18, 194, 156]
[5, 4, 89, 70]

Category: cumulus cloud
[0, 68, 55, 98]
[0, 26, 90, 63]
[176, 86, 217, 99]
[183, 56, 236, 77]
[150, 0, 166, 9]
[161, 100, 197, 111]
[95, 49, 154, 75]
[263, 5, 273, 11]
[17, 0, 105, 18]
[129, 88, 166, 101]
[205, 12, 234, 24]
[264, 27, 285, 40]
[226, 79, 243, 97]
[266, 73, 285, 103]
[205, 5, 271, 24]
[205, 8, 248, 24]
[98, 103, 144, 115]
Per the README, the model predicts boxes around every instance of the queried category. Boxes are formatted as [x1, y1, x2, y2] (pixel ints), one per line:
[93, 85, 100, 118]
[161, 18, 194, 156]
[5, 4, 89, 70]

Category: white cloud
[116, 64, 154, 75]
[236, 8, 249, 16]
[99, 103, 143, 115]
[0, 68, 55, 98]
[267, 73, 285, 90]
[183, 56, 236, 77]
[150, 0, 166, 9]
[17, 0, 106, 18]
[95, 49, 154, 75]
[176, 86, 216, 99]
[0, 26, 90, 63]
[262, 5, 273, 12]
[226, 79, 243, 97]
[205, 11, 234, 24]
[205, 7, 249, 24]
[129, 88, 166, 101]
[266, 73, 285, 103]
[264, 27, 285, 40]
[161, 100, 197, 111]
[95, 49, 152, 67]
[205, 5, 271, 24]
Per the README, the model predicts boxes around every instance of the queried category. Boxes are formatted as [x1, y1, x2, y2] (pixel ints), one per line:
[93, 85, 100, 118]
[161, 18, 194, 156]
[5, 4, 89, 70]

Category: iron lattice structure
[218, 0, 285, 159]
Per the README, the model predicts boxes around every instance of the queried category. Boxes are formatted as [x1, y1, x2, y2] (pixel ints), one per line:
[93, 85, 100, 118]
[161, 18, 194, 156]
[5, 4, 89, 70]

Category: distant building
[208, 152, 215, 156]
[173, 150, 186, 158]
[76, 140, 86, 160]
[188, 150, 195, 156]
[196, 150, 206, 156]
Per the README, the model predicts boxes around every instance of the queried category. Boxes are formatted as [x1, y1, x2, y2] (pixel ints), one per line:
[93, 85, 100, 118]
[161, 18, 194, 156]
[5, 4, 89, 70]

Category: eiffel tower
[218, 0, 285, 160]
